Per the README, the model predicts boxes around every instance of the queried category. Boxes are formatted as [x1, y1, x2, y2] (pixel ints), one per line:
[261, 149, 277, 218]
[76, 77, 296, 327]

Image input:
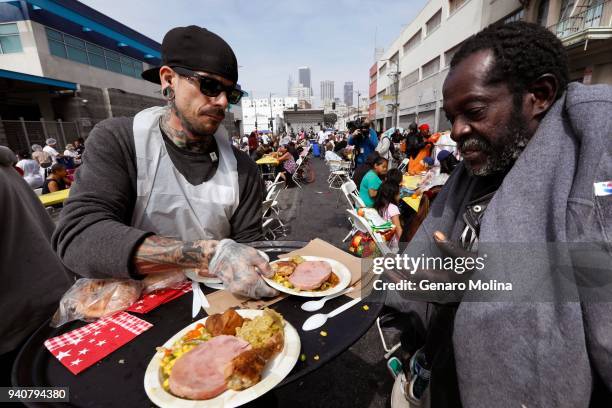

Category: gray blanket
[403, 83, 612, 407]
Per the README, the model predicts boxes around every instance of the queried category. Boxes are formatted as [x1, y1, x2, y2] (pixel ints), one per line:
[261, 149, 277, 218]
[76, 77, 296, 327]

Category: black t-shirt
[160, 127, 220, 185]
[42, 177, 66, 194]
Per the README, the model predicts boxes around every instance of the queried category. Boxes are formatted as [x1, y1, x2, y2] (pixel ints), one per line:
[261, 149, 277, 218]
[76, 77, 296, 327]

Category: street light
[379, 58, 401, 128]
[354, 90, 362, 119]
[268, 92, 275, 133]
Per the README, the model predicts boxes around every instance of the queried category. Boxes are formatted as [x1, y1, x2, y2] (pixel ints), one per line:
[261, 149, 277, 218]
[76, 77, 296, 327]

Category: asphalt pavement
[265, 155, 396, 408]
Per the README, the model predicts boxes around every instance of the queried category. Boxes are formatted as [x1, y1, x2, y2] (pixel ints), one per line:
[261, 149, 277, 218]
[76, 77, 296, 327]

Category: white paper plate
[184, 250, 270, 284]
[144, 309, 300, 408]
[263, 256, 351, 298]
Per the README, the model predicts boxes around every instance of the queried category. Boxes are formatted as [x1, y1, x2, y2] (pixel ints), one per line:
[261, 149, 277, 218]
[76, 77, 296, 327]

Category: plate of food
[263, 255, 351, 298]
[144, 308, 300, 408]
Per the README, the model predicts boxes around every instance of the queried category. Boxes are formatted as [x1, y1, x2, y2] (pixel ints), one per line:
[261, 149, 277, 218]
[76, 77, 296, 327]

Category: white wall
[0, 20, 44, 76]
[241, 96, 298, 134]
[374, 0, 485, 131]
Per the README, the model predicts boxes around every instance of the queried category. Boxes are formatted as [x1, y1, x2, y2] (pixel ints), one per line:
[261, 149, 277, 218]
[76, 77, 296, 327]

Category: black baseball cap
[141, 25, 238, 84]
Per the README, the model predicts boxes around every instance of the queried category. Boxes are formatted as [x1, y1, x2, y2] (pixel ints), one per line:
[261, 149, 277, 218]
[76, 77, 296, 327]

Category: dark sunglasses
[172, 66, 245, 104]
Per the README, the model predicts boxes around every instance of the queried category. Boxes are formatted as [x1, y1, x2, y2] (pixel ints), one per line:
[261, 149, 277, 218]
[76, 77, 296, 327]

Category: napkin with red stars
[127, 280, 192, 314]
[44, 312, 152, 375]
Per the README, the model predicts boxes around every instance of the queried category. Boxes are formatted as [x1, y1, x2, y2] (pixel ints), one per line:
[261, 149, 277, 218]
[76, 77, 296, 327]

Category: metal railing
[549, 0, 611, 39]
[0, 119, 81, 153]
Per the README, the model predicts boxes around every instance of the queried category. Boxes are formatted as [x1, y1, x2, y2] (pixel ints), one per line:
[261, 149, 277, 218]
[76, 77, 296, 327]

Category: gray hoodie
[400, 83, 612, 407]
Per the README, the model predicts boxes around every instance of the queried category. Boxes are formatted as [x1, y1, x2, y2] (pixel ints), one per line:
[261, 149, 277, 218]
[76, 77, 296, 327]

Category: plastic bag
[347, 231, 382, 258]
[51, 278, 143, 327]
[142, 270, 187, 294]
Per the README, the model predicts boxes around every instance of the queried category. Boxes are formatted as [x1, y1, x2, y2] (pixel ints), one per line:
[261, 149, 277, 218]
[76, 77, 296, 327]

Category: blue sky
[80, 0, 428, 104]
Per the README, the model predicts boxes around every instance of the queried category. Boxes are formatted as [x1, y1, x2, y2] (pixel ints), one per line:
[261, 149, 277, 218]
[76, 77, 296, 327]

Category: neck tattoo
[160, 105, 215, 154]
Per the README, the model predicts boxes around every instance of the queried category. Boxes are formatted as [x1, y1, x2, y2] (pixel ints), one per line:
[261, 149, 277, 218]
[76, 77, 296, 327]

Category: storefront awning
[0, 68, 77, 90]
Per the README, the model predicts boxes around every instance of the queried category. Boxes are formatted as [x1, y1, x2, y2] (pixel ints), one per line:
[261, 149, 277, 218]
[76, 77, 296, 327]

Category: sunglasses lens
[199, 77, 222, 97]
[228, 90, 243, 104]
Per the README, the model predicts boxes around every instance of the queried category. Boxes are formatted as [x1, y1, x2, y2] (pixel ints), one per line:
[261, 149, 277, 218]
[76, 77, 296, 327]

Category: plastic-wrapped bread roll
[51, 279, 143, 327]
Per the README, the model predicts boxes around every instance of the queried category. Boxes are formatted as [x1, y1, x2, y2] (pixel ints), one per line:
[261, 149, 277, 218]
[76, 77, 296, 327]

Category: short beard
[461, 99, 532, 176]
[169, 100, 212, 138]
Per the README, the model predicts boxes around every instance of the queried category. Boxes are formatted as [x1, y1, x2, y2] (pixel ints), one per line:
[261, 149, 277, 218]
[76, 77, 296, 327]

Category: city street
[253, 157, 395, 408]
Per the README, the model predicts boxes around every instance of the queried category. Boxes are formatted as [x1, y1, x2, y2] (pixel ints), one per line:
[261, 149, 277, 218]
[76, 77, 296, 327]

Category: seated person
[374, 181, 402, 252]
[407, 141, 433, 175]
[437, 149, 459, 175]
[359, 156, 388, 207]
[253, 143, 272, 161]
[275, 143, 297, 185]
[42, 163, 71, 194]
[353, 151, 381, 189]
[286, 141, 300, 160]
[0, 146, 70, 384]
[324, 142, 342, 162]
[16, 150, 43, 189]
[385, 168, 403, 185]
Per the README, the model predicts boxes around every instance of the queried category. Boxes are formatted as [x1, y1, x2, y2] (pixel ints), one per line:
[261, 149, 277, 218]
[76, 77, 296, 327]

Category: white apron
[130, 106, 239, 241]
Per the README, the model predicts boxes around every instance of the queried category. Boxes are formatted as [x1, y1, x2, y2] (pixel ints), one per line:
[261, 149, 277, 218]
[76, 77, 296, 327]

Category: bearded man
[53, 26, 276, 299]
[387, 22, 612, 407]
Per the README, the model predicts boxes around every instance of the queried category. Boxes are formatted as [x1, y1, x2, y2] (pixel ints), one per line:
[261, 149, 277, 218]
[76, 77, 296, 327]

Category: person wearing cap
[407, 124, 434, 175]
[348, 118, 379, 165]
[437, 149, 458, 175]
[43, 138, 61, 164]
[53, 26, 276, 300]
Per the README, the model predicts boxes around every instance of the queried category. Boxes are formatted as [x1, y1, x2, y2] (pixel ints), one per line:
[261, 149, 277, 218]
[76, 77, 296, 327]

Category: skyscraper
[287, 75, 294, 96]
[298, 66, 311, 91]
[320, 80, 334, 103]
[344, 81, 354, 106]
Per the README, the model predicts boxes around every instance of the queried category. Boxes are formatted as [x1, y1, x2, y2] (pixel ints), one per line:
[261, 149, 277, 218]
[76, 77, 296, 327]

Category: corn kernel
[313, 355, 320, 360]
[320, 331, 328, 337]
[362, 305, 369, 311]
[300, 354, 306, 362]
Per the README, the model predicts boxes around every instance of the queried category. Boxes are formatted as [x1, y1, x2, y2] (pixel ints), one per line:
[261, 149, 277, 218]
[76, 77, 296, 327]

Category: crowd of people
[1, 21, 611, 408]
[12, 137, 84, 192]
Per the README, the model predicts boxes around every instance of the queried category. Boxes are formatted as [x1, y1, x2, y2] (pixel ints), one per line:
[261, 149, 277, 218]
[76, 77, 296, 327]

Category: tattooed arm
[133, 235, 218, 276]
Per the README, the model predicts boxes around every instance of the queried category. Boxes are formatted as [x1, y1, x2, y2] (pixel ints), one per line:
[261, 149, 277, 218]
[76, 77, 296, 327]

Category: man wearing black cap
[53, 26, 277, 299]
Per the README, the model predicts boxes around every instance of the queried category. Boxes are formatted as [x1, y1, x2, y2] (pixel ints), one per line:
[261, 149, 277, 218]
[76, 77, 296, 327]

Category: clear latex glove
[209, 239, 279, 299]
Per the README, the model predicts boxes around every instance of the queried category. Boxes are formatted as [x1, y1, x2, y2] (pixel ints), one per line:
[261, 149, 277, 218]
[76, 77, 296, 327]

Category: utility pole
[268, 92, 274, 133]
[380, 58, 401, 129]
[252, 91, 258, 131]
[393, 61, 400, 129]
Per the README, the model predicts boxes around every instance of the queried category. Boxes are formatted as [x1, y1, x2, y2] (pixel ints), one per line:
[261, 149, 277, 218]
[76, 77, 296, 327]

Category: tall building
[373, 0, 612, 133]
[298, 66, 311, 91]
[344, 81, 354, 106]
[287, 75, 294, 96]
[320, 80, 334, 103]
[289, 84, 312, 106]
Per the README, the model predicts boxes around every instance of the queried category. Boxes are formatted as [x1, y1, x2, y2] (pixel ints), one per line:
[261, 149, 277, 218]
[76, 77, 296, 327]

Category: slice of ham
[288, 261, 332, 290]
[169, 335, 251, 400]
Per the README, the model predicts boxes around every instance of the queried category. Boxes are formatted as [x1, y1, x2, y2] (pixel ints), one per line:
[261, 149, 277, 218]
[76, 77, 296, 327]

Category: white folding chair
[292, 157, 304, 188]
[341, 180, 366, 208]
[327, 160, 352, 190]
[397, 158, 409, 173]
[262, 199, 277, 240]
[265, 181, 285, 201]
[340, 180, 367, 241]
[346, 209, 393, 255]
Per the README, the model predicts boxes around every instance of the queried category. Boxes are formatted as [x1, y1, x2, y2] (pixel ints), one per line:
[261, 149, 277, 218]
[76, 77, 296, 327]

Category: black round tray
[12, 241, 384, 407]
